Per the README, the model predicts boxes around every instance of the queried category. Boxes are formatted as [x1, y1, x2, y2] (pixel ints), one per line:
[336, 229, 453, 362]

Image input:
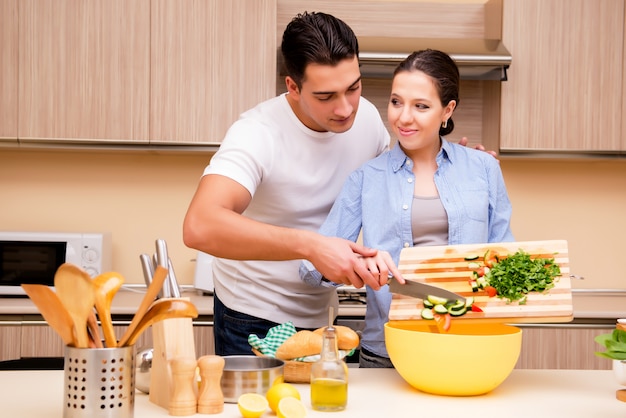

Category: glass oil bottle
[310, 309, 348, 411]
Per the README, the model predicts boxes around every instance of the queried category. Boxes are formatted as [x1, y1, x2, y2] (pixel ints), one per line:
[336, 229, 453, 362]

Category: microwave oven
[0, 231, 112, 296]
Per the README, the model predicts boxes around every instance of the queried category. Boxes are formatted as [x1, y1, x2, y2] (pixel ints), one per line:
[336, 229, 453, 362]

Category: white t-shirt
[204, 93, 389, 328]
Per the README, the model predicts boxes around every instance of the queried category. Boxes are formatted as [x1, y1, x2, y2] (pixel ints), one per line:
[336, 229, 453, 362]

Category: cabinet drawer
[20, 324, 65, 358]
[515, 325, 613, 370]
[0, 325, 21, 361]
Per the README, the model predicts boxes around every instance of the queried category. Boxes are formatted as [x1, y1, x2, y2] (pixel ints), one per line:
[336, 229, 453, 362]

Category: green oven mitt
[248, 321, 297, 357]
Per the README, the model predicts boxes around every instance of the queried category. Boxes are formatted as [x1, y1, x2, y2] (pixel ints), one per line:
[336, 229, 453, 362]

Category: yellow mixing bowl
[384, 321, 522, 396]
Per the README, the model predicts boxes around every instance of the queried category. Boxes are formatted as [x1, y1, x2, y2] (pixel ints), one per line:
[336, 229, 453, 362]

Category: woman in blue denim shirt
[300, 49, 514, 367]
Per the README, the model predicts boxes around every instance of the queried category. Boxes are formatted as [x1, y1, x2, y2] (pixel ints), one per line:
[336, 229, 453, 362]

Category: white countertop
[2, 288, 625, 320]
[1, 368, 624, 417]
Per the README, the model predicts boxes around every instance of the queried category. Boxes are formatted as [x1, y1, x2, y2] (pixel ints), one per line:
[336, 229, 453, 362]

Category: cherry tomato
[471, 304, 484, 312]
[484, 285, 497, 297]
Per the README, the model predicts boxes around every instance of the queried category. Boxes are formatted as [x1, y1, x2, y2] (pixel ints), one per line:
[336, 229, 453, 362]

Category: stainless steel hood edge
[357, 37, 511, 81]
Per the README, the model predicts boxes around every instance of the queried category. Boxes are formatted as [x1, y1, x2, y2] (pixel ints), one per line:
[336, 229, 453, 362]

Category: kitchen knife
[139, 253, 154, 286]
[155, 240, 172, 298]
[167, 257, 181, 298]
[388, 277, 466, 304]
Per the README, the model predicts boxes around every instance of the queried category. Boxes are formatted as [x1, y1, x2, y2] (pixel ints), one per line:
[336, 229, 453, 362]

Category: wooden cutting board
[389, 240, 573, 323]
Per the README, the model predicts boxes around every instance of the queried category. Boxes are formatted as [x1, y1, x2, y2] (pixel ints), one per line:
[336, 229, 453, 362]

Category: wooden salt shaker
[168, 357, 198, 416]
[197, 355, 225, 414]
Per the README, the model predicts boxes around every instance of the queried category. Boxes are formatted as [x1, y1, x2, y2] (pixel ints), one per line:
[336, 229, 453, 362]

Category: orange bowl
[385, 321, 522, 396]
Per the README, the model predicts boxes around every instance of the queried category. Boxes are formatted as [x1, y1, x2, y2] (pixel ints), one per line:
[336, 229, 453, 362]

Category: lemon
[237, 393, 269, 418]
[265, 382, 301, 413]
[277, 396, 307, 418]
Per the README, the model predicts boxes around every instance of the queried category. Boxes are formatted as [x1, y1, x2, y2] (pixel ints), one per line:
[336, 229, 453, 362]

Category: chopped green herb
[485, 249, 560, 304]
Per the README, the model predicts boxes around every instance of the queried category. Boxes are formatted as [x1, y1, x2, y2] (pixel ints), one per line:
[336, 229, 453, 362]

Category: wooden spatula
[21, 284, 76, 346]
[93, 272, 125, 347]
[118, 265, 168, 347]
[54, 263, 96, 348]
[122, 298, 198, 346]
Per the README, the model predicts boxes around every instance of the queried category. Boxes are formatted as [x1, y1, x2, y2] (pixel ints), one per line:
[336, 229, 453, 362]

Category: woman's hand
[355, 250, 405, 290]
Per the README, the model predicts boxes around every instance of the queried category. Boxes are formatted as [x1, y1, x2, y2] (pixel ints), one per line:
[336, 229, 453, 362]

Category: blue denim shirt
[300, 139, 514, 358]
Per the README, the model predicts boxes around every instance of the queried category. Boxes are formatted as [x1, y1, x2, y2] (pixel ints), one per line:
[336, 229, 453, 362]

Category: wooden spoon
[122, 298, 198, 346]
[21, 284, 76, 346]
[87, 310, 104, 348]
[93, 271, 125, 347]
[118, 266, 168, 347]
[54, 263, 96, 348]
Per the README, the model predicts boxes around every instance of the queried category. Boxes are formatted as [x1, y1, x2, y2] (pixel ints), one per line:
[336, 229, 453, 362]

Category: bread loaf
[275, 331, 323, 360]
[313, 325, 360, 350]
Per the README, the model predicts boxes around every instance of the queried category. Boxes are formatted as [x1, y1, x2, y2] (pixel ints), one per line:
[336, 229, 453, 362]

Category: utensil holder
[63, 345, 136, 418]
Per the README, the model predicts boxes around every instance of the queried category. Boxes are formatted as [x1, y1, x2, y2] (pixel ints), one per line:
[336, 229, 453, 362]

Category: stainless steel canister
[63, 345, 135, 418]
[221, 356, 284, 403]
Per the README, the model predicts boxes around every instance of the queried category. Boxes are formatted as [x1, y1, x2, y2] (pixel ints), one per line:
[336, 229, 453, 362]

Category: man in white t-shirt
[183, 11, 404, 355]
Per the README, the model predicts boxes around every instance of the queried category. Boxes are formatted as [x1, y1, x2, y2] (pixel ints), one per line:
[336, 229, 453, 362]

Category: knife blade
[388, 277, 466, 304]
[139, 253, 154, 286]
[155, 240, 172, 298]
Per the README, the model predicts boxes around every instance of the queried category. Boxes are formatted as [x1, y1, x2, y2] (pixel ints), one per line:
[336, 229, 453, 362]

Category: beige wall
[0, 149, 209, 285]
[1, 149, 624, 289]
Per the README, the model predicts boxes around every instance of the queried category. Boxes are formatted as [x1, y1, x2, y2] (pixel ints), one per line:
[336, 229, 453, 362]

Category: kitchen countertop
[0, 287, 369, 318]
[1, 368, 624, 417]
[1, 287, 625, 321]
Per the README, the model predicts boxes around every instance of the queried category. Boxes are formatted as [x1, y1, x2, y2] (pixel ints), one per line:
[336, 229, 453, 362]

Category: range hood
[358, 37, 511, 81]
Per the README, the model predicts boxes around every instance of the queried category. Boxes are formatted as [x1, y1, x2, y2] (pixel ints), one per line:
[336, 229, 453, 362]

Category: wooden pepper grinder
[197, 355, 225, 414]
[168, 357, 198, 416]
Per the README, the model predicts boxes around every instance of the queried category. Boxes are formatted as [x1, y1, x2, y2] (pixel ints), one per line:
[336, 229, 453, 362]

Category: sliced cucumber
[470, 281, 479, 292]
[421, 308, 435, 320]
[449, 305, 468, 317]
[464, 254, 479, 261]
[427, 295, 449, 305]
[433, 304, 449, 314]
[423, 299, 434, 308]
[464, 296, 475, 309]
[447, 300, 465, 310]
[476, 277, 487, 288]
[467, 262, 481, 270]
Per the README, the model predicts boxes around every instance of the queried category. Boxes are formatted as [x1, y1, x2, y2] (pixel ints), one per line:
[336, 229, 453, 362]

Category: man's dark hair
[280, 12, 359, 88]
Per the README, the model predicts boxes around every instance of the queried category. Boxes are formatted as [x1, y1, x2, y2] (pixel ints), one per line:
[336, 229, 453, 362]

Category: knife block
[149, 302, 197, 411]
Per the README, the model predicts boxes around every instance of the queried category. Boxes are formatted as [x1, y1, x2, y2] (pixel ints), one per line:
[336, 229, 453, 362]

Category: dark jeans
[213, 292, 282, 356]
[359, 346, 394, 368]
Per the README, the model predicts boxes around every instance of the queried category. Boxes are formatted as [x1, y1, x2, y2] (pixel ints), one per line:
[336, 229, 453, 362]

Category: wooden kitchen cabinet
[150, 0, 277, 144]
[20, 324, 65, 358]
[18, 0, 150, 144]
[0, 0, 18, 142]
[515, 325, 613, 370]
[500, 0, 624, 152]
[277, 0, 502, 39]
[0, 320, 213, 362]
[0, 324, 21, 362]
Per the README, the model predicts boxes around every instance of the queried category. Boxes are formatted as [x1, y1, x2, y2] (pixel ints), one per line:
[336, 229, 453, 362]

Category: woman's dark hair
[280, 12, 359, 88]
[393, 49, 460, 136]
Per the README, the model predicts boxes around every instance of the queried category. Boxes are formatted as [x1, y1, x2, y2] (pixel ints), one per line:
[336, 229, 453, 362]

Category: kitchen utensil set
[142, 238, 181, 298]
[21, 239, 198, 349]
